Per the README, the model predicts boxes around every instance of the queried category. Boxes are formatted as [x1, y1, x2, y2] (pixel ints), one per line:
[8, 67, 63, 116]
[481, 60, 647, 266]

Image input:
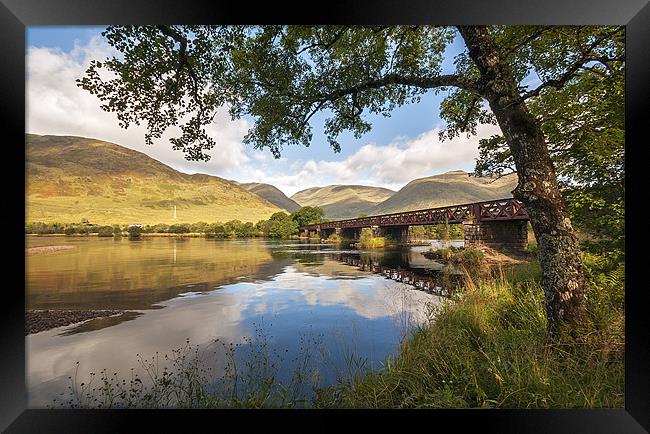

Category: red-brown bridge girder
[299, 198, 529, 232]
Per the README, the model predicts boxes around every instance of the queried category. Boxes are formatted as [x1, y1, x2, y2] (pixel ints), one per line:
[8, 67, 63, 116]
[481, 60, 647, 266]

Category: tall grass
[314, 257, 624, 408]
[52, 326, 325, 409]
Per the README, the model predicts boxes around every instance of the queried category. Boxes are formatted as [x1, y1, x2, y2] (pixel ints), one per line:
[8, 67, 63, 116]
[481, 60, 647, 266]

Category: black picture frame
[2, 0, 648, 431]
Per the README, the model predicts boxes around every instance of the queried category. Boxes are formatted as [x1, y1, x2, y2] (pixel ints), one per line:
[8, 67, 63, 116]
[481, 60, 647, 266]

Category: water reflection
[335, 254, 457, 297]
[26, 238, 282, 310]
[26, 237, 449, 407]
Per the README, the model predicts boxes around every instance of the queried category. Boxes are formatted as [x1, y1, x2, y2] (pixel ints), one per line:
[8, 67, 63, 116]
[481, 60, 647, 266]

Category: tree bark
[458, 26, 587, 337]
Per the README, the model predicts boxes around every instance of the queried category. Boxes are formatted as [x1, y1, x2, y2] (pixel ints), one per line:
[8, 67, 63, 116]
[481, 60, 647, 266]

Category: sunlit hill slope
[291, 185, 396, 219]
[237, 182, 301, 213]
[26, 134, 283, 225]
[368, 170, 518, 215]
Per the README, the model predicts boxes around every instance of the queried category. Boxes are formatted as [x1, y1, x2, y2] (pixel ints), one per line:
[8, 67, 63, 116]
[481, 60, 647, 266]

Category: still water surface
[26, 237, 461, 406]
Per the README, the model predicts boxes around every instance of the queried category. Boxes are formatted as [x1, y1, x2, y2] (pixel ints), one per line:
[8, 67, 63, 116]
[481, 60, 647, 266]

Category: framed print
[1, 0, 648, 431]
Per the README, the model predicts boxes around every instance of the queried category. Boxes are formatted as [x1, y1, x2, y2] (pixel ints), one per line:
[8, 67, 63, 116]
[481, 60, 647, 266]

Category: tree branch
[510, 27, 624, 106]
[296, 26, 349, 55]
[309, 73, 480, 104]
[459, 95, 480, 132]
[156, 25, 205, 117]
[484, 170, 517, 183]
[503, 26, 552, 57]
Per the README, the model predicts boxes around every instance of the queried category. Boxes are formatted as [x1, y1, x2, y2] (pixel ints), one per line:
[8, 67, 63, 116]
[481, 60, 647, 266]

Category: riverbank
[27, 232, 301, 239]
[422, 244, 528, 265]
[314, 254, 625, 408]
[26, 310, 125, 335]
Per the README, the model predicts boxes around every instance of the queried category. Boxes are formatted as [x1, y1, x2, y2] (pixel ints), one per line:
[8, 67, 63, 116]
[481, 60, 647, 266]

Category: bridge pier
[341, 227, 362, 240]
[375, 225, 409, 244]
[321, 227, 335, 239]
[463, 220, 528, 253]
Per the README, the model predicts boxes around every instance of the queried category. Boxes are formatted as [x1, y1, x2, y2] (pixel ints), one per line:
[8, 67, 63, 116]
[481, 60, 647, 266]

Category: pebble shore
[25, 310, 124, 335]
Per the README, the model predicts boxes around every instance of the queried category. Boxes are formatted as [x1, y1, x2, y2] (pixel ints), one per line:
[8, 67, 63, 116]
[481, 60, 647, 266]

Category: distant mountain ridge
[368, 170, 518, 216]
[289, 171, 517, 219]
[236, 182, 301, 213]
[26, 134, 282, 225]
[26, 134, 518, 225]
[291, 185, 396, 219]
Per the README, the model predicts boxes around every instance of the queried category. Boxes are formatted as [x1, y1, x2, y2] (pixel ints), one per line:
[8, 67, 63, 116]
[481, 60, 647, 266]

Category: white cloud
[27, 35, 501, 198]
[27, 36, 252, 176]
[245, 124, 500, 196]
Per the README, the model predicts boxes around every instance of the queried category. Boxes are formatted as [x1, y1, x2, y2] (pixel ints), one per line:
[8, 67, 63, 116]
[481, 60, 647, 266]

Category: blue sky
[26, 26, 497, 196]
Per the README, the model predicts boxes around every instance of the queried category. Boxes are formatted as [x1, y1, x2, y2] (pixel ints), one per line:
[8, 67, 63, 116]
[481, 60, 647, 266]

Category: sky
[26, 26, 502, 196]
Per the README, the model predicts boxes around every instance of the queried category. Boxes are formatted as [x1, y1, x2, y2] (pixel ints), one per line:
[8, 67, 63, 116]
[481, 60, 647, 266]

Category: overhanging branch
[309, 73, 481, 104]
[510, 27, 624, 107]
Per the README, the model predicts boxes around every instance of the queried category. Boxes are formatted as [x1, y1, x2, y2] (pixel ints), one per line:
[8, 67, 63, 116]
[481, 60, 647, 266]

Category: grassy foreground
[314, 255, 624, 408]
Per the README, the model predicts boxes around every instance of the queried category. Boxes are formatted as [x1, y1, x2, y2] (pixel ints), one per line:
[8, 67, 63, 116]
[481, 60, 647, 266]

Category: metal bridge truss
[300, 198, 529, 231]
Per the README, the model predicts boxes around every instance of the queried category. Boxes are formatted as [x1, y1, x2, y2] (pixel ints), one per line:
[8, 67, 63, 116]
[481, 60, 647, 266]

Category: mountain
[291, 185, 396, 219]
[368, 170, 518, 215]
[26, 134, 283, 225]
[237, 182, 301, 213]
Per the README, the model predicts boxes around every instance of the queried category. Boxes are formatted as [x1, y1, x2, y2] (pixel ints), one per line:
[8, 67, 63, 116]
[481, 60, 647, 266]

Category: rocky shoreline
[25, 309, 124, 335]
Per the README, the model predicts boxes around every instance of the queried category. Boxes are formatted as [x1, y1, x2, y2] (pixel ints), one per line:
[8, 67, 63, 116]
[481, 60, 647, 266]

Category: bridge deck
[299, 198, 529, 231]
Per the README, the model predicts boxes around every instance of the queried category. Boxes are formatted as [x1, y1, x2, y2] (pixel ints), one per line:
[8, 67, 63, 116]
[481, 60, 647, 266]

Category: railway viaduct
[299, 198, 530, 253]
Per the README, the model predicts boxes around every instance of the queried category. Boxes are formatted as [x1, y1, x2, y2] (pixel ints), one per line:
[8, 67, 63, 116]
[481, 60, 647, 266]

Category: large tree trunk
[458, 26, 587, 337]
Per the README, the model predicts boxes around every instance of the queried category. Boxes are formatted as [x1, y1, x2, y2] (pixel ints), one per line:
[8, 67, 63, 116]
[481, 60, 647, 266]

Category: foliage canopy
[78, 25, 624, 250]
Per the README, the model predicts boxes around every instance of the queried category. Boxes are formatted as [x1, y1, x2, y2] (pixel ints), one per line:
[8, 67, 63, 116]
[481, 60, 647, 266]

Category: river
[25, 236, 463, 407]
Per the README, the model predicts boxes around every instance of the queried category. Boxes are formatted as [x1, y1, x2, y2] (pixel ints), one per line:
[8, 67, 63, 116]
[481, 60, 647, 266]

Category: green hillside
[291, 185, 395, 219]
[238, 182, 301, 212]
[26, 134, 282, 225]
[369, 170, 518, 215]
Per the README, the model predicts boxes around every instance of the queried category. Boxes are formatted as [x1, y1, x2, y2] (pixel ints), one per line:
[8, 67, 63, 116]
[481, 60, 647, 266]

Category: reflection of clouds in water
[27, 257, 440, 407]
[27, 291, 248, 407]
[236, 262, 440, 322]
[292, 261, 368, 280]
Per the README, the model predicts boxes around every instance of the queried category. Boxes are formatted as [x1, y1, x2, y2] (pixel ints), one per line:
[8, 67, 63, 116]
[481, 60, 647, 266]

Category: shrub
[223, 220, 243, 238]
[206, 223, 227, 239]
[290, 206, 325, 227]
[77, 226, 91, 235]
[152, 224, 170, 233]
[451, 248, 485, 266]
[26, 222, 67, 234]
[265, 213, 298, 238]
[190, 222, 209, 233]
[254, 220, 267, 234]
[325, 234, 343, 243]
[97, 226, 115, 237]
[127, 225, 142, 239]
[236, 222, 256, 238]
[425, 246, 460, 261]
[169, 224, 190, 234]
